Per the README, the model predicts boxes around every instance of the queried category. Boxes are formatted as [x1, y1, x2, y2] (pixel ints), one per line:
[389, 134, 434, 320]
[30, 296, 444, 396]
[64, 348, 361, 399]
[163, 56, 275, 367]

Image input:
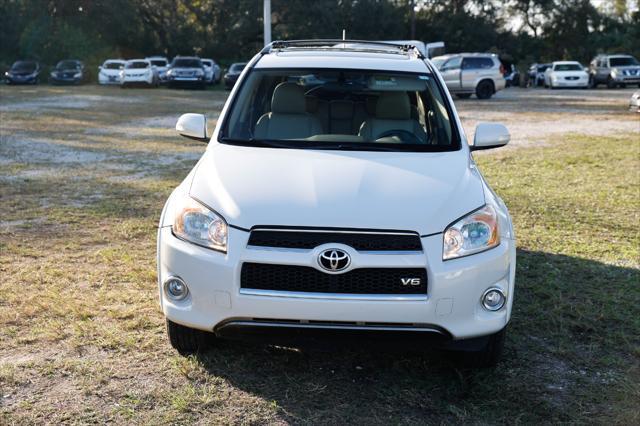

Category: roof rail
[261, 39, 425, 59]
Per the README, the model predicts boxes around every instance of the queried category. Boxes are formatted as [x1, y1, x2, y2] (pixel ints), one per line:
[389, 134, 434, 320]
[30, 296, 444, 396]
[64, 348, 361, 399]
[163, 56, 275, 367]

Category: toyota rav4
[158, 40, 516, 367]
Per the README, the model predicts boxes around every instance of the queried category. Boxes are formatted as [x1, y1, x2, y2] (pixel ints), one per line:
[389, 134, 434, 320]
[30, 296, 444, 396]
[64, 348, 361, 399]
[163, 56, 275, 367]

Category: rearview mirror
[176, 113, 208, 142]
[471, 123, 509, 151]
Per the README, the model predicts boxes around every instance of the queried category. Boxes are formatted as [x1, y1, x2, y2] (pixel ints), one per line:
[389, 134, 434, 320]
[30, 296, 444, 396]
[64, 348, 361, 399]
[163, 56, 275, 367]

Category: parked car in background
[432, 53, 505, 99]
[98, 59, 125, 85]
[201, 59, 221, 84]
[4, 60, 40, 84]
[589, 54, 640, 88]
[630, 91, 640, 113]
[223, 62, 247, 89]
[161, 40, 515, 367]
[167, 56, 206, 89]
[146, 56, 170, 83]
[544, 61, 589, 89]
[49, 60, 84, 84]
[120, 59, 158, 88]
[526, 63, 550, 87]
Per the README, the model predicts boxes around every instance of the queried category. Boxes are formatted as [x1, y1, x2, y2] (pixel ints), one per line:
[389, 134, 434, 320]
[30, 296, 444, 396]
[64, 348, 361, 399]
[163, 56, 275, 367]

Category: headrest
[330, 101, 353, 119]
[376, 92, 411, 120]
[272, 82, 306, 114]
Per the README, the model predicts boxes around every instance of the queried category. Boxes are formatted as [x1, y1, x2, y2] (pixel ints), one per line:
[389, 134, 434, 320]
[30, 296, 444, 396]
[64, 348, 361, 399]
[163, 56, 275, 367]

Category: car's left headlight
[74, 72, 81, 78]
[443, 205, 500, 260]
[173, 196, 228, 252]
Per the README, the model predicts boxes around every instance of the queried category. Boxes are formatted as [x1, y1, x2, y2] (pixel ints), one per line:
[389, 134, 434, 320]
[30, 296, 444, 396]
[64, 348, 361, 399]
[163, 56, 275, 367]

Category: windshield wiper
[220, 137, 294, 149]
[221, 138, 412, 152]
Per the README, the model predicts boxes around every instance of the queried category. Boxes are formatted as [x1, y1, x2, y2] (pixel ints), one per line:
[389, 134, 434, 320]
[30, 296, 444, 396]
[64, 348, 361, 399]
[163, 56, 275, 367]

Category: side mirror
[176, 113, 208, 142]
[471, 123, 509, 151]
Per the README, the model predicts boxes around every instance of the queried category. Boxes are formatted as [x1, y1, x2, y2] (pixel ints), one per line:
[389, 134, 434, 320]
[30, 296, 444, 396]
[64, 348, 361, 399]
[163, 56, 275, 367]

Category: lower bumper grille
[240, 263, 427, 295]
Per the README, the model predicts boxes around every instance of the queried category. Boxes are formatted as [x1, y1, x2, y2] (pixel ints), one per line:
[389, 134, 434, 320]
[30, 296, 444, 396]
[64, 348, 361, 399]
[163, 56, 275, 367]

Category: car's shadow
[192, 249, 639, 423]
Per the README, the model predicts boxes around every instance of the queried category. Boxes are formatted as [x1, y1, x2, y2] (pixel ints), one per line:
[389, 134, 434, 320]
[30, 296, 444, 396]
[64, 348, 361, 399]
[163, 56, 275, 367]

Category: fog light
[164, 276, 189, 301]
[482, 288, 505, 311]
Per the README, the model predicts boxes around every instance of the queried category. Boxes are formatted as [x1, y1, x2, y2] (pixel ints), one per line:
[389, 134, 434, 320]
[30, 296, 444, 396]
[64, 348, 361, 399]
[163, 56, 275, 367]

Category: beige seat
[358, 92, 427, 142]
[255, 83, 323, 139]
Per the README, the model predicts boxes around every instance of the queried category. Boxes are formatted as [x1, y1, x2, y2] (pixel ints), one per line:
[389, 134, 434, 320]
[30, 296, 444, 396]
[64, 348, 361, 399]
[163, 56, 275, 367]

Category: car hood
[189, 143, 486, 235]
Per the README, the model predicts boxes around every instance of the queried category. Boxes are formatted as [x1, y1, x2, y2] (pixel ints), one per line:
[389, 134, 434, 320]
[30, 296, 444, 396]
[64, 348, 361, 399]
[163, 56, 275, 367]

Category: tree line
[1, 0, 638, 73]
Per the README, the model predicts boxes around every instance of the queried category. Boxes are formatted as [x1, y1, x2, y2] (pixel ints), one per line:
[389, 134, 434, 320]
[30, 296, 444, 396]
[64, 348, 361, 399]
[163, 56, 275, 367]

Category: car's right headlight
[173, 196, 228, 252]
[443, 205, 500, 260]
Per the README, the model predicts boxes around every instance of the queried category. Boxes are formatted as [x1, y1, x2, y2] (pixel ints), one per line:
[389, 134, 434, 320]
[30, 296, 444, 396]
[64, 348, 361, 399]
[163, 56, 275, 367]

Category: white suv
[158, 40, 516, 367]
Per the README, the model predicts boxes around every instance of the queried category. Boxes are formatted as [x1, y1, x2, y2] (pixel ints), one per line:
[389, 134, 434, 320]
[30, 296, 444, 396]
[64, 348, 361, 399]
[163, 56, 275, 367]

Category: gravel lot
[455, 86, 639, 147]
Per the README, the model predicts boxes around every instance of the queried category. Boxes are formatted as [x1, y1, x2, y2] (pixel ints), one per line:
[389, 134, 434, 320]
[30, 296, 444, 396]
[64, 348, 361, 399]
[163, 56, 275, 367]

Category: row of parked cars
[4, 56, 248, 89]
[526, 54, 640, 89]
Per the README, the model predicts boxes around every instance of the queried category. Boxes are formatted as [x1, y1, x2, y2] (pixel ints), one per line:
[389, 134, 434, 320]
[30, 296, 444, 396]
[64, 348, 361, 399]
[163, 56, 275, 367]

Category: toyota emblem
[318, 249, 351, 272]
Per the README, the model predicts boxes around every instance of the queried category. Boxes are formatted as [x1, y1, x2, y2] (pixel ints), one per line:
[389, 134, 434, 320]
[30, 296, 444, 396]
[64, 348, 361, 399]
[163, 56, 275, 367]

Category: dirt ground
[1, 84, 638, 424]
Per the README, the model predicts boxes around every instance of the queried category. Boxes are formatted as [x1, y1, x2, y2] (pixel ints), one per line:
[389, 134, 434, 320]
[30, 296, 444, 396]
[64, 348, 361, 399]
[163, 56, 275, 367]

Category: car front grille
[240, 263, 428, 295]
[247, 229, 422, 251]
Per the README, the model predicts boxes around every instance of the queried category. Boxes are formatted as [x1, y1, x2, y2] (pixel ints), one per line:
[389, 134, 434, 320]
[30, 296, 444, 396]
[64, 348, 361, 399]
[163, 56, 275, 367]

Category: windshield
[104, 62, 123, 70]
[230, 63, 246, 73]
[222, 68, 458, 152]
[610, 57, 639, 67]
[150, 60, 167, 67]
[12, 61, 37, 71]
[57, 60, 80, 70]
[202, 60, 213, 67]
[172, 59, 202, 68]
[126, 61, 149, 69]
[538, 65, 550, 72]
[554, 63, 582, 71]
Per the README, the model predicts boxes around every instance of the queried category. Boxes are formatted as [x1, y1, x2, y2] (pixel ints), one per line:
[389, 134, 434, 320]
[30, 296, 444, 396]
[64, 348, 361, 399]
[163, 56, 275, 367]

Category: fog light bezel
[164, 276, 189, 301]
[481, 287, 506, 311]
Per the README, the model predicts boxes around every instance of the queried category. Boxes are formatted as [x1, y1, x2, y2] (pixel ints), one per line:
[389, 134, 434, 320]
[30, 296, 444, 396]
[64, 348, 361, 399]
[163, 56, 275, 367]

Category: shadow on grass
[191, 249, 639, 424]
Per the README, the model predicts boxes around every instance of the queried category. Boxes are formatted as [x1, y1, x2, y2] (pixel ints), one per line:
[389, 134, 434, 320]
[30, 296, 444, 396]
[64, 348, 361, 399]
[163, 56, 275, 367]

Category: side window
[443, 57, 462, 70]
[462, 58, 494, 70]
[462, 58, 475, 70]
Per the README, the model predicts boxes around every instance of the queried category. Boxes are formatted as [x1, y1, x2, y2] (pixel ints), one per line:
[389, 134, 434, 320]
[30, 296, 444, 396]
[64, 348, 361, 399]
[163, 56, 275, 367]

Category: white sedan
[98, 59, 125, 85]
[120, 59, 158, 88]
[544, 61, 589, 89]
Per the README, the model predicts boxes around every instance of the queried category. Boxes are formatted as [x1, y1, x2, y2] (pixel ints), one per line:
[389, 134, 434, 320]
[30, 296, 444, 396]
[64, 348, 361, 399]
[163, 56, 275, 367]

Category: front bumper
[551, 79, 588, 88]
[99, 74, 121, 85]
[50, 76, 81, 84]
[157, 226, 516, 341]
[7, 75, 37, 84]
[122, 75, 153, 84]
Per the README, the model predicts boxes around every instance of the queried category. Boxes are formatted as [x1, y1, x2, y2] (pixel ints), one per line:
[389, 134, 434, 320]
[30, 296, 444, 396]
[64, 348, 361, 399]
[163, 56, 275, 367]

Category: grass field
[1, 85, 639, 424]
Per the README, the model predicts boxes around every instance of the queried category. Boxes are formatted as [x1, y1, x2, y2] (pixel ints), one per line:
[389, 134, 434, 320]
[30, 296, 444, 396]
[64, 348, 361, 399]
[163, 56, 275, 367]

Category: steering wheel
[375, 129, 423, 144]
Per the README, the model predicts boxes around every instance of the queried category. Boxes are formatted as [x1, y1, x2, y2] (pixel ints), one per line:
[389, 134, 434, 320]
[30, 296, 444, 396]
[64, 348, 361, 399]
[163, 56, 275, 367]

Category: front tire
[475, 80, 494, 99]
[606, 77, 616, 89]
[166, 319, 212, 355]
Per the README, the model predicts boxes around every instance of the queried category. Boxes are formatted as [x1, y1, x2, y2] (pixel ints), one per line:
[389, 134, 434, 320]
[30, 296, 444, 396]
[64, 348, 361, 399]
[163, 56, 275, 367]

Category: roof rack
[261, 39, 425, 59]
